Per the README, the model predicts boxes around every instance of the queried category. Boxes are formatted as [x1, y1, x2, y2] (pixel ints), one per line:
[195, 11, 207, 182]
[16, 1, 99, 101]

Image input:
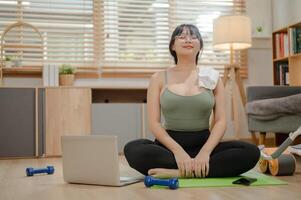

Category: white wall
[246, 0, 272, 38]
[291, 0, 301, 26]
[244, 0, 273, 87]
[272, 0, 301, 31]
[272, 0, 291, 31]
[244, 39, 273, 87]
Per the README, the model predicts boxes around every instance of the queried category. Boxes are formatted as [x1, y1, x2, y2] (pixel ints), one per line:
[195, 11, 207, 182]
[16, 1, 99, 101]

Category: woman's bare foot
[148, 168, 181, 178]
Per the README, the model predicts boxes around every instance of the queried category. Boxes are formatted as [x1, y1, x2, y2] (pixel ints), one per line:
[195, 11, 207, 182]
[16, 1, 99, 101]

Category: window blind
[0, 0, 95, 67]
[0, 0, 248, 76]
[100, 0, 248, 75]
[100, 0, 171, 70]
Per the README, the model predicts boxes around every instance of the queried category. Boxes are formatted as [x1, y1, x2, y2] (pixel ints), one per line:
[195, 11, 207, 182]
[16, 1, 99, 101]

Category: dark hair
[169, 24, 203, 65]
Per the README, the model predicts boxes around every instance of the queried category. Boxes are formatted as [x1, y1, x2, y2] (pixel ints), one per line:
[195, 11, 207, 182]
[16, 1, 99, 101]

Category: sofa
[246, 86, 301, 145]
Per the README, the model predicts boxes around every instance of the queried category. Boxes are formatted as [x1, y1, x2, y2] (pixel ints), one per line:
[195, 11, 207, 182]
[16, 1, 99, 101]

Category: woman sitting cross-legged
[124, 24, 260, 178]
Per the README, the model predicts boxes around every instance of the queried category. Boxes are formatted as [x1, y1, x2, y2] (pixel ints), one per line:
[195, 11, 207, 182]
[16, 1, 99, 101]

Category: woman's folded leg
[124, 139, 178, 175]
[207, 141, 260, 177]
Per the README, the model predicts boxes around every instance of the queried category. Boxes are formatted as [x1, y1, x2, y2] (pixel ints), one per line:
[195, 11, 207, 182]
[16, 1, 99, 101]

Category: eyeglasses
[175, 34, 198, 40]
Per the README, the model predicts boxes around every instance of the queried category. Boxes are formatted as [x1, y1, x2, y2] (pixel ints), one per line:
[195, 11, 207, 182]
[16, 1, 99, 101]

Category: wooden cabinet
[0, 87, 152, 157]
[272, 22, 301, 86]
[0, 88, 44, 158]
[0, 87, 92, 158]
[45, 88, 91, 156]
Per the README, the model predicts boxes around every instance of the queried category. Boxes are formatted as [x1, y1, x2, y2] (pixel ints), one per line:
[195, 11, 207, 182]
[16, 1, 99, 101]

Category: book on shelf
[43, 64, 59, 86]
[275, 62, 289, 85]
[288, 27, 301, 55]
[274, 32, 289, 58]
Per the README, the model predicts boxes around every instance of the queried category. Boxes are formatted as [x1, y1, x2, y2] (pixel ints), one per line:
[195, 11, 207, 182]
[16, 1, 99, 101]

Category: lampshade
[213, 15, 252, 50]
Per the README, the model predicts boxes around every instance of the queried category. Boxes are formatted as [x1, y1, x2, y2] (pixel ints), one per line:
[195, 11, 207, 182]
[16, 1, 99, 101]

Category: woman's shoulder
[151, 70, 165, 81]
[149, 70, 166, 88]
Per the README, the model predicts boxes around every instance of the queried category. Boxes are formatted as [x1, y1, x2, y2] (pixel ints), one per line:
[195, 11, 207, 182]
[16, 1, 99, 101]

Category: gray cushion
[248, 115, 301, 133]
[247, 86, 301, 102]
[246, 86, 301, 134]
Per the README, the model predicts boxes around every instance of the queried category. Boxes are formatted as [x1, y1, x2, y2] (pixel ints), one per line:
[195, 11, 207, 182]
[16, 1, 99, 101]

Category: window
[101, 0, 170, 70]
[0, 0, 95, 67]
[0, 0, 247, 76]
[100, 0, 247, 75]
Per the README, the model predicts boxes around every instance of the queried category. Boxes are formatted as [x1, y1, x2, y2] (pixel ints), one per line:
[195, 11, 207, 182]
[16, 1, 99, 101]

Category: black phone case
[232, 177, 257, 186]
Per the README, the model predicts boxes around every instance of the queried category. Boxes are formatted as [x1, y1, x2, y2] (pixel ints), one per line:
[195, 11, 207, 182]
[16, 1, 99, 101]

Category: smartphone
[232, 177, 257, 186]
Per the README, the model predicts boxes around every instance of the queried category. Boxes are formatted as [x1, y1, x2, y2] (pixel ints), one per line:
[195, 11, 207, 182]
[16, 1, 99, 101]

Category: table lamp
[213, 15, 252, 105]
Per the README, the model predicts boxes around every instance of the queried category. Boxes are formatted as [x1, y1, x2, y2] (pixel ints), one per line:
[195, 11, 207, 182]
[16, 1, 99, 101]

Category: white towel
[198, 67, 219, 90]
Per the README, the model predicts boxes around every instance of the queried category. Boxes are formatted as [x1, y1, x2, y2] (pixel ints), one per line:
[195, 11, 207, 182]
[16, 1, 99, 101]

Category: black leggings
[124, 129, 260, 177]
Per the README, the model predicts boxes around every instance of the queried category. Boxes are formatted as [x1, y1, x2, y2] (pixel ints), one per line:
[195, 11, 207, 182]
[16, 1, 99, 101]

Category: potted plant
[4, 56, 12, 68]
[59, 64, 75, 86]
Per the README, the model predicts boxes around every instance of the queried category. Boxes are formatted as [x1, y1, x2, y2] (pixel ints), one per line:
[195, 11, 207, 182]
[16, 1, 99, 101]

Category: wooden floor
[1, 156, 301, 200]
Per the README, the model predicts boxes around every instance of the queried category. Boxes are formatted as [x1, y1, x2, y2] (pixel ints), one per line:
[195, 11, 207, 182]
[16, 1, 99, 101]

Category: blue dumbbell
[26, 166, 55, 176]
[144, 176, 179, 190]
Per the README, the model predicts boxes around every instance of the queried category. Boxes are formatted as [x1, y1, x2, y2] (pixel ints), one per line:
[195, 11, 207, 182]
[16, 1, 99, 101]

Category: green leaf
[59, 64, 75, 74]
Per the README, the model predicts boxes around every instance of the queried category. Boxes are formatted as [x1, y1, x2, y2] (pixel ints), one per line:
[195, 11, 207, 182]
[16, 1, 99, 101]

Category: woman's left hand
[193, 150, 210, 178]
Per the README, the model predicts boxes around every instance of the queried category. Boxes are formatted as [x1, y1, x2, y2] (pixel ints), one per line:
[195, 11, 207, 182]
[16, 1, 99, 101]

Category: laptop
[61, 135, 144, 186]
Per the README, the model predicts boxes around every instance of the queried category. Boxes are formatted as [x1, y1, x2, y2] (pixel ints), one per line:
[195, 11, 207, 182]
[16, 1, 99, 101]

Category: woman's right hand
[173, 150, 194, 178]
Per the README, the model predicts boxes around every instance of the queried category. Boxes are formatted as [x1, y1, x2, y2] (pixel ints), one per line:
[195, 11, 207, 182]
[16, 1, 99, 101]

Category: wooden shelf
[272, 21, 301, 86]
[1, 66, 102, 79]
[273, 57, 288, 62]
[288, 22, 301, 28]
[2, 67, 42, 77]
[273, 27, 287, 33]
[289, 52, 301, 58]
[3, 66, 42, 72]
[273, 53, 301, 62]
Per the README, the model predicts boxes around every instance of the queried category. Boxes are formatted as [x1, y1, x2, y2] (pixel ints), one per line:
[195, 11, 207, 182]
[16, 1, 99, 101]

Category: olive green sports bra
[160, 70, 215, 131]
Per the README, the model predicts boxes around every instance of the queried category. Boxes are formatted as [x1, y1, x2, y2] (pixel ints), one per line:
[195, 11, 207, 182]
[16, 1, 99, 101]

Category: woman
[124, 24, 260, 178]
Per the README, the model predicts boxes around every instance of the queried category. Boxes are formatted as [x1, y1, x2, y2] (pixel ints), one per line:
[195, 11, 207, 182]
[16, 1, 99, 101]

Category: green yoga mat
[153, 170, 287, 188]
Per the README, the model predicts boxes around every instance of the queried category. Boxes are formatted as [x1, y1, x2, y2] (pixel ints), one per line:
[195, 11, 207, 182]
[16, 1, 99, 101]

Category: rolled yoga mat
[152, 170, 287, 188]
[259, 148, 296, 176]
[269, 154, 296, 176]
